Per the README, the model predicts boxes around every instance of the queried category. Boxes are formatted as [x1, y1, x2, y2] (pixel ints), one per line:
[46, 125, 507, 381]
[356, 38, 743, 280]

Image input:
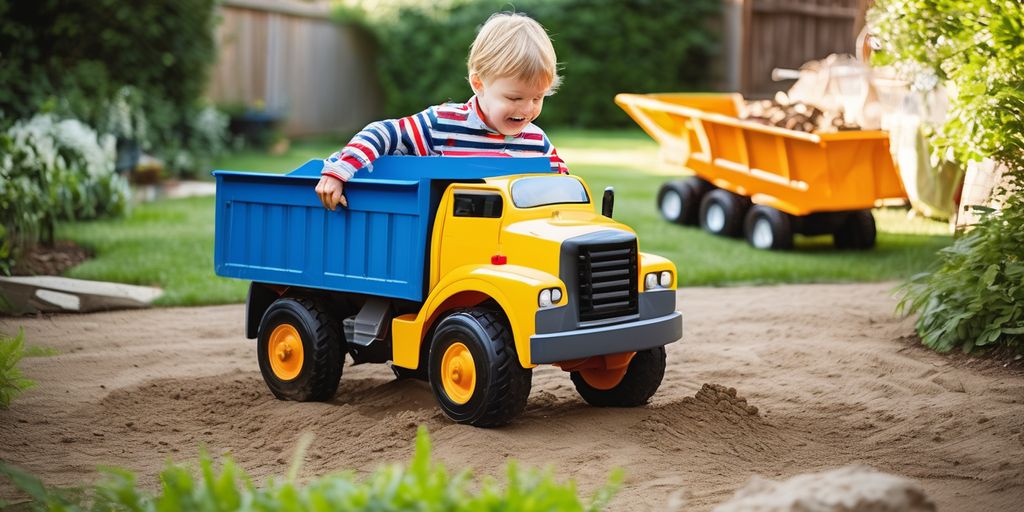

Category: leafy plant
[0, 428, 622, 511]
[871, 0, 1024, 353]
[0, 114, 129, 273]
[0, 329, 36, 409]
[336, 0, 720, 128]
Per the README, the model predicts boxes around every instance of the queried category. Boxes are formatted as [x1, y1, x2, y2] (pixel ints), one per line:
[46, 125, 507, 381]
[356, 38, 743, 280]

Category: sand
[1, 282, 1022, 510]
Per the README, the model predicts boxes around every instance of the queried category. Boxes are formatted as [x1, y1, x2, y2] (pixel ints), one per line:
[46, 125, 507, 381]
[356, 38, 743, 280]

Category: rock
[0, 276, 163, 314]
[712, 465, 935, 512]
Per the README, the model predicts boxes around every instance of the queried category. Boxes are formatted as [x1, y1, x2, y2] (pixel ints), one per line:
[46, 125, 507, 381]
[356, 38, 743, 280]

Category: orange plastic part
[555, 352, 636, 390]
[268, 323, 303, 381]
[440, 341, 476, 404]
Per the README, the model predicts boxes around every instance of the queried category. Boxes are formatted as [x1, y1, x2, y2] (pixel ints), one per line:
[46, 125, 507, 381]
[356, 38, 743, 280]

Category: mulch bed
[10, 240, 91, 276]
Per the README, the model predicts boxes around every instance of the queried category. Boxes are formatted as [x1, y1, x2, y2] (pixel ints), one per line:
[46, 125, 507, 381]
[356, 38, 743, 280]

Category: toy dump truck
[214, 156, 682, 427]
[616, 93, 907, 250]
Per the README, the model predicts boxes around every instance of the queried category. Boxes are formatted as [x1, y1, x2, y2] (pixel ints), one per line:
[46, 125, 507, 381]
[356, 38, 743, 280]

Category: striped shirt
[322, 96, 568, 181]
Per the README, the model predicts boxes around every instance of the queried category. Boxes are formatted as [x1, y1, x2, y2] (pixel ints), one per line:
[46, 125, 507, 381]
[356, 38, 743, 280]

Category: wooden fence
[736, 0, 870, 97]
[207, 0, 379, 137]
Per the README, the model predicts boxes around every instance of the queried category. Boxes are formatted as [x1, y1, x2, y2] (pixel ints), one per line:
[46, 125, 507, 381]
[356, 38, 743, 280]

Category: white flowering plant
[0, 114, 129, 274]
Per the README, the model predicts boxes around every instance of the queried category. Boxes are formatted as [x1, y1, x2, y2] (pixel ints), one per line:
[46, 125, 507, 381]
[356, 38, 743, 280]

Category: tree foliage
[870, 0, 1024, 353]
[337, 0, 721, 127]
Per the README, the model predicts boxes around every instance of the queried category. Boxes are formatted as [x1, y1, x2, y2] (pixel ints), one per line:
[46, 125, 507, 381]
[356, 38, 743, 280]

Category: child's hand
[316, 175, 348, 210]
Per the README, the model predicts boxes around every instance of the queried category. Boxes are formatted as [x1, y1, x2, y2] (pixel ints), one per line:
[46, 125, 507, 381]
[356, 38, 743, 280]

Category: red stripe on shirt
[520, 132, 543, 141]
[437, 110, 469, 121]
[341, 155, 362, 169]
[441, 150, 512, 158]
[349, 143, 376, 162]
[405, 116, 428, 156]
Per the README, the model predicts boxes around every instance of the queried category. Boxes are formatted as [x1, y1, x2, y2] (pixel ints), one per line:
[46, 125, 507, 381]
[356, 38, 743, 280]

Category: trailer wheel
[571, 346, 666, 407]
[700, 189, 747, 237]
[428, 308, 532, 427]
[257, 297, 343, 401]
[657, 177, 710, 225]
[744, 205, 793, 250]
[833, 210, 876, 250]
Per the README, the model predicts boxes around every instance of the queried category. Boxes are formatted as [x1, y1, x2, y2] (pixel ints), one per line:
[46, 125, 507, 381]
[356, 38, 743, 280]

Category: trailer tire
[657, 177, 709, 225]
[257, 297, 343, 402]
[744, 205, 794, 250]
[571, 346, 666, 407]
[833, 210, 876, 250]
[428, 308, 532, 427]
[700, 188, 748, 237]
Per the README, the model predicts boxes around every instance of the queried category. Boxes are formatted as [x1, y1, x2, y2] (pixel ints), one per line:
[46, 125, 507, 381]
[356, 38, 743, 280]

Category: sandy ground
[1, 282, 1022, 510]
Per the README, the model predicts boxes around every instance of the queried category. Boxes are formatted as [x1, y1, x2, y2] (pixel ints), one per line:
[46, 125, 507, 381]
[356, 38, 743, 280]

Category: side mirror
[602, 186, 615, 218]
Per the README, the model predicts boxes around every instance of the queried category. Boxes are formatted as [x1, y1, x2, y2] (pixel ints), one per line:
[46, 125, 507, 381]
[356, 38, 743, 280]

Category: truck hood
[500, 209, 636, 279]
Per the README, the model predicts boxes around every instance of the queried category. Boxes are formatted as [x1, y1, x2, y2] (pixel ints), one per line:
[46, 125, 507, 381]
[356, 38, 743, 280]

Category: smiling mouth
[509, 117, 526, 122]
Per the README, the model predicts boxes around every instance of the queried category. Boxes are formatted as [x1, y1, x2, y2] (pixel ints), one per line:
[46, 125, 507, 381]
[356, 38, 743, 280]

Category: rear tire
[570, 347, 667, 407]
[699, 188, 748, 237]
[257, 297, 343, 402]
[744, 205, 794, 250]
[833, 210, 876, 250]
[428, 308, 532, 427]
[657, 177, 710, 225]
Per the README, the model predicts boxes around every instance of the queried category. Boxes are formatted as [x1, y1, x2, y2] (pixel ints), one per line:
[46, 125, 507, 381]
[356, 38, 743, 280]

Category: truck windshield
[511, 176, 590, 208]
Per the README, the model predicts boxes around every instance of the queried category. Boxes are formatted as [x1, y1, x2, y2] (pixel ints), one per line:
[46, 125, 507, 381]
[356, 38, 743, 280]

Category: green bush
[0, 0, 226, 177]
[0, 429, 621, 511]
[871, 0, 1024, 353]
[0, 329, 35, 409]
[338, 0, 720, 127]
[0, 114, 129, 274]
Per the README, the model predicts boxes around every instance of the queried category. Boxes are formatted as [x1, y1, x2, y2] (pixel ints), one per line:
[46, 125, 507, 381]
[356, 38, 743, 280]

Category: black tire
[257, 297, 343, 401]
[699, 188, 749, 237]
[428, 308, 532, 427]
[833, 210, 876, 250]
[570, 346, 667, 407]
[657, 177, 710, 225]
[744, 205, 794, 250]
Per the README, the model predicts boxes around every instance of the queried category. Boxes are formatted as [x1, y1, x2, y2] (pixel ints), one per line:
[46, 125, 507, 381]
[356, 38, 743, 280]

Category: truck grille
[577, 241, 638, 322]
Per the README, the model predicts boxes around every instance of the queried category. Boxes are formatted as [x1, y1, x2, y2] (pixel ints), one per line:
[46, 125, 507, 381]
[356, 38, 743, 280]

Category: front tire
[657, 177, 710, 225]
[571, 347, 667, 407]
[428, 308, 532, 427]
[257, 297, 343, 401]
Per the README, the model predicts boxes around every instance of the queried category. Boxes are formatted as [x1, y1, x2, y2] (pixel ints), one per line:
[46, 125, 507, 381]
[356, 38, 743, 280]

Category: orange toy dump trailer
[616, 93, 906, 250]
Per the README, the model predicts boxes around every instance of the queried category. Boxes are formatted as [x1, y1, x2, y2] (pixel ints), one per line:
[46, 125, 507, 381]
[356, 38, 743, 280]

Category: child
[316, 12, 568, 210]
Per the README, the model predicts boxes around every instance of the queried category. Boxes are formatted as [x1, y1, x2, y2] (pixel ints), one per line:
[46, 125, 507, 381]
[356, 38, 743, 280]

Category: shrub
[0, 428, 622, 511]
[0, 114, 128, 273]
[0, 0, 226, 177]
[0, 329, 35, 409]
[871, 0, 1024, 353]
[338, 0, 720, 127]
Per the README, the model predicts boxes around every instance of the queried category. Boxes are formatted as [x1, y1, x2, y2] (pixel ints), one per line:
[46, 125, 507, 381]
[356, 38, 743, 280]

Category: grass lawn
[58, 129, 953, 306]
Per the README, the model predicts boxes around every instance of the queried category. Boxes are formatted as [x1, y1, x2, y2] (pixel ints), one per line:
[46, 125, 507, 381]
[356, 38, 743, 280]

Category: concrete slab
[0, 276, 163, 315]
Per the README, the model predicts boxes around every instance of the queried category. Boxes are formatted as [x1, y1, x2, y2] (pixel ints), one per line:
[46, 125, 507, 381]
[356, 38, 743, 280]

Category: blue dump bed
[214, 156, 551, 302]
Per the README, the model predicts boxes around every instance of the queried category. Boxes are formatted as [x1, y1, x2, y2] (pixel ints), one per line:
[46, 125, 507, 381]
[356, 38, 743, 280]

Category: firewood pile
[743, 92, 861, 133]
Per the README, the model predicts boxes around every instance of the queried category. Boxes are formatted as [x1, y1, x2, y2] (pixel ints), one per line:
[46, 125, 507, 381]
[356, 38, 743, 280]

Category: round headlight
[645, 273, 658, 290]
[551, 288, 562, 303]
[539, 289, 552, 307]
[659, 271, 672, 288]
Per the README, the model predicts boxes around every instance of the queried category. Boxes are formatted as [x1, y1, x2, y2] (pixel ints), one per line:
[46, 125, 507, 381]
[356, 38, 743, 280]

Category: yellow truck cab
[214, 156, 682, 427]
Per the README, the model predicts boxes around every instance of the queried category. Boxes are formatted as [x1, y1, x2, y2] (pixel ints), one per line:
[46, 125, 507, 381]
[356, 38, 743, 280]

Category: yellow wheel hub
[440, 341, 476, 404]
[268, 324, 304, 381]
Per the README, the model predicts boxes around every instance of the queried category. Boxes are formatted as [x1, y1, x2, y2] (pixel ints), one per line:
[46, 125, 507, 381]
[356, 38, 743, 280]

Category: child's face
[471, 75, 549, 136]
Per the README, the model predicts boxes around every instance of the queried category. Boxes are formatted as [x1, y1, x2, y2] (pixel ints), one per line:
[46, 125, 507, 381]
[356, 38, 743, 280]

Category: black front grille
[577, 241, 638, 322]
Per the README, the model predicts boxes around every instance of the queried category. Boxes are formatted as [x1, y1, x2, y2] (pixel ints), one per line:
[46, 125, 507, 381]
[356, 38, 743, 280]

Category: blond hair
[467, 12, 560, 93]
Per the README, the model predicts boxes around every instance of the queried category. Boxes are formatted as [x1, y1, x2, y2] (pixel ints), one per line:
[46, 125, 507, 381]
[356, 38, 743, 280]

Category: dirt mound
[713, 465, 936, 512]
